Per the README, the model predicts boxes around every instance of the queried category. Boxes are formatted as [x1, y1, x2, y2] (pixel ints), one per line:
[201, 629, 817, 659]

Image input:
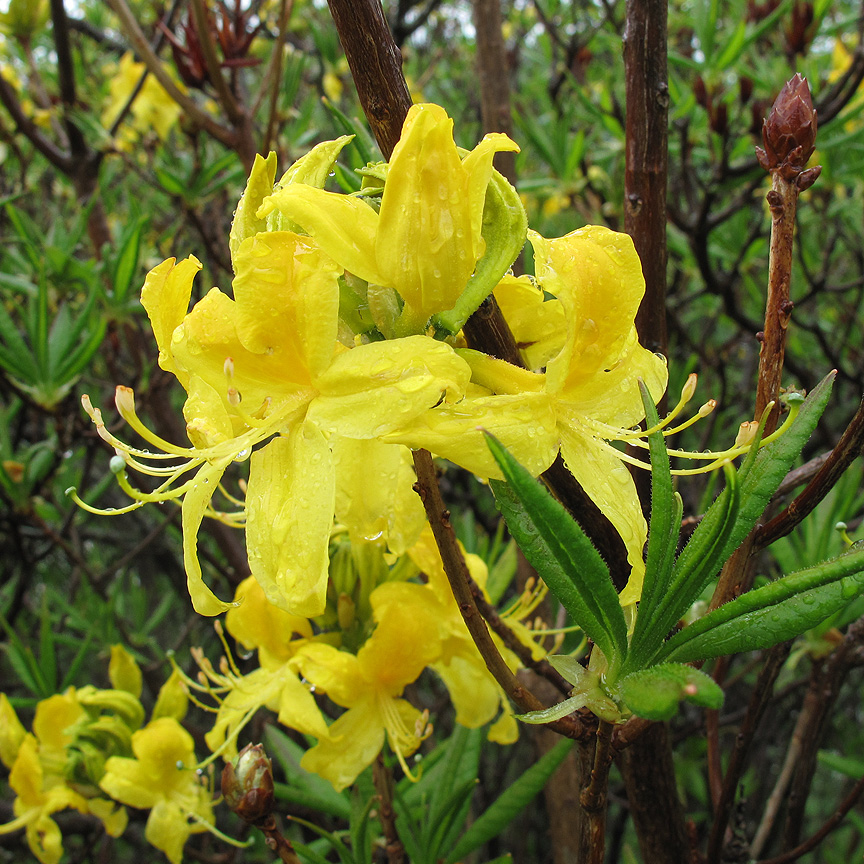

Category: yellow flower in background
[0, 694, 127, 864]
[102, 52, 182, 145]
[258, 103, 519, 332]
[0, 0, 48, 41]
[296, 581, 444, 790]
[81, 232, 470, 618]
[99, 718, 214, 864]
[387, 226, 668, 604]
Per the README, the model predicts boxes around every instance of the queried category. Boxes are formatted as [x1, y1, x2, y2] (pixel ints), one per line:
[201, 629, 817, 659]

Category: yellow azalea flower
[99, 718, 215, 864]
[387, 226, 668, 604]
[295, 581, 444, 790]
[80, 233, 471, 618]
[181, 577, 328, 761]
[0, 701, 126, 864]
[0, 734, 91, 864]
[257, 103, 520, 332]
[109, 644, 143, 698]
[101, 52, 182, 144]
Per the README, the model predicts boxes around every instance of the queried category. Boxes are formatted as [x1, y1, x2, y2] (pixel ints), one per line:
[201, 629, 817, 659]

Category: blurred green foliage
[1, 1, 863, 862]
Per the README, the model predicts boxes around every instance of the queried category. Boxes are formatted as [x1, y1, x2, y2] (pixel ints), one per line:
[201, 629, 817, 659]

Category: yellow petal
[145, 799, 193, 864]
[294, 642, 364, 708]
[432, 652, 501, 729]
[531, 227, 648, 394]
[181, 459, 234, 616]
[86, 798, 128, 838]
[300, 696, 385, 791]
[276, 671, 331, 740]
[555, 328, 667, 427]
[309, 336, 470, 438]
[360, 584, 443, 694]
[109, 645, 143, 698]
[183, 375, 235, 447]
[333, 437, 426, 555]
[376, 103, 475, 318]
[151, 670, 189, 723]
[245, 425, 335, 617]
[558, 427, 647, 605]
[140, 256, 201, 386]
[257, 184, 384, 285]
[32, 690, 83, 758]
[461, 131, 520, 256]
[232, 232, 340, 381]
[226, 576, 313, 668]
[494, 275, 566, 370]
[229, 151, 277, 264]
[0, 694, 26, 769]
[385, 391, 558, 480]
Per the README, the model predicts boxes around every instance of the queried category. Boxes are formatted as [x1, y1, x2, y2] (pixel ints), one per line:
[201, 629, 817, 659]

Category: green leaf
[657, 544, 864, 664]
[626, 380, 680, 671]
[111, 218, 144, 305]
[487, 434, 627, 678]
[616, 663, 723, 721]
[444, 739, 574, 863]
[433, 168, 527, 335]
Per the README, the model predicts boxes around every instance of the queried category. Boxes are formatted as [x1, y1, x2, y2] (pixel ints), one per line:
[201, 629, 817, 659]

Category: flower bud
[756, 74, 818, 179]
[222, 743, 274, 824]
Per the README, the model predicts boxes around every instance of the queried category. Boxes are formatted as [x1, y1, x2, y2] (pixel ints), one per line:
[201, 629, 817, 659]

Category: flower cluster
[76, 101, 677, 617]
[0, 646, 225, 864]
[185, 531, 545, 792]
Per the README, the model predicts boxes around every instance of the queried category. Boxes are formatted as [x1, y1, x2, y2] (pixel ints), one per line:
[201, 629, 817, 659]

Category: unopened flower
[221, 744, 274, 824]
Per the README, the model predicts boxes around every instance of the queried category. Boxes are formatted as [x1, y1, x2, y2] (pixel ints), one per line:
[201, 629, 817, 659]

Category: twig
[755, 772, 864, 864]
[706, 642, 791, 864]
[255, 0, 295, 152]
[580, 720, 614, 864]
[411, 448, 588, 741]
[755, 396, 864, 551]
[104, 0, 238, 150]
[255, 815, 302, 864]
[467, 570, 571, 696]
[372, 756, 405, 864]
[189, 0, 244, 125]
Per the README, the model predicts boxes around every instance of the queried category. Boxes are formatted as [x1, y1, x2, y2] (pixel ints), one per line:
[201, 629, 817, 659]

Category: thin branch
[755, 396, 864, 551]
[189, 0, 244, 125]
[372, 756, 405, 864]
[580, 720, 614, 864]
[706, 642, 792, 864]
[104, 0, 238, 149]
[755, 773, 864, 864]
[411, 447, 589, 741]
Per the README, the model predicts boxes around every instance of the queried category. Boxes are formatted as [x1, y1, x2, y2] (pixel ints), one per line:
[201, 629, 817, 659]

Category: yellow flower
[99, 718, 214, 864]
[257, 103, 519, 332]
[0, 694, 126, 864]
[80, 232, 470, 618]
[101, 52, 182, 144]
[387, 226, 669, 604]
[295, 581, 444, 790]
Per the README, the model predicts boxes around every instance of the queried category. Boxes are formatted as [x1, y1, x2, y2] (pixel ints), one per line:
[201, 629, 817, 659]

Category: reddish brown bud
[756, 74, 818, 178]
[222, 744, 275, 824]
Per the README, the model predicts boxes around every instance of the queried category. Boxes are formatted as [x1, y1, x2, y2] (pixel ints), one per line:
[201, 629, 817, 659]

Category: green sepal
[657, 544, 864, 664]
[486, 433, 627, 679]
[615, 663, 724, 721]
[433, 168, 527, 335]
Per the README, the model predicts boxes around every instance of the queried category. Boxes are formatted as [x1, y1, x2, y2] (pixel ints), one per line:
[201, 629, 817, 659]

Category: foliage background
[1, 0, 864, 861]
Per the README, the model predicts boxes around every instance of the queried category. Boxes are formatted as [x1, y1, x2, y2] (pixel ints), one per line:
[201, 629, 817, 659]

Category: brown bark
[471, 0, 516, 184]
[623, 0, 669, 359]
[619, 723, 691, 864]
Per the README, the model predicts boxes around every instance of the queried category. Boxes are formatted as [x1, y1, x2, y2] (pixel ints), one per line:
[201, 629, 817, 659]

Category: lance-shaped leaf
[717, 372, 835, 563]
[656, 544, 864, 664]
[486, 433, 627, 679]
[624, 380, 683, 673]
[616, 663, 724, 721]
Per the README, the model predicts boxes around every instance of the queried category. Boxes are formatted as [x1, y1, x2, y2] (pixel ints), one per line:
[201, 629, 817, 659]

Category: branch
[411, 448, 588, 741]
[104, 0, 238, 150]
[189, 0, 244, 125]
[755, 396, 864, 550]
